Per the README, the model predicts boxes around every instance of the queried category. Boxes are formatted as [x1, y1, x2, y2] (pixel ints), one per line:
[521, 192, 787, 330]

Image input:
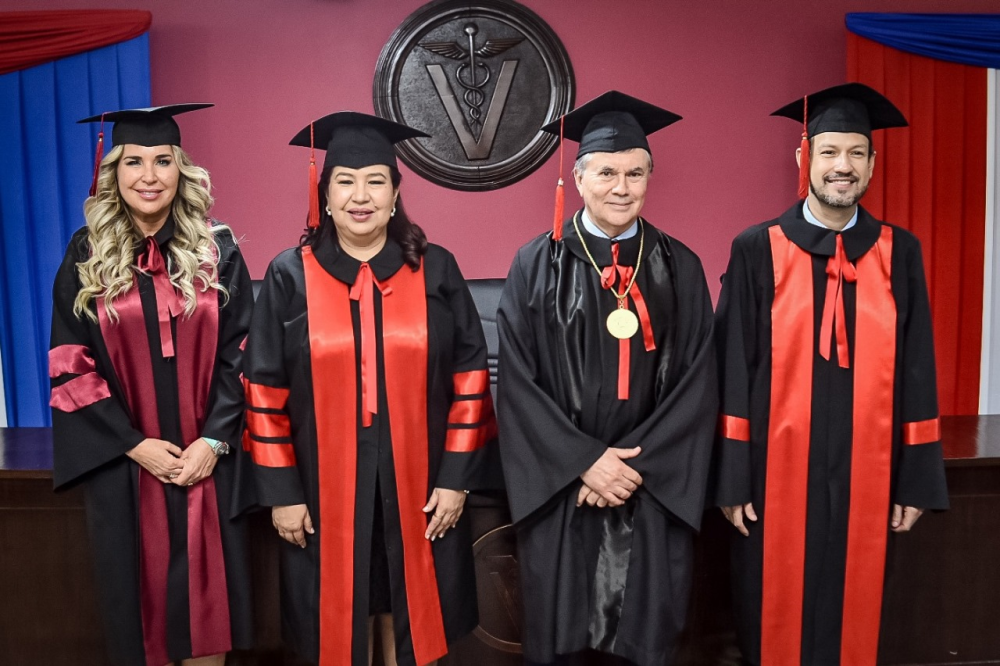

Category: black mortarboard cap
[541, 90, 681, 159]
[289, 112, 430, 171]
[771, 83, 908, 139]
[77, 103, 213, 147]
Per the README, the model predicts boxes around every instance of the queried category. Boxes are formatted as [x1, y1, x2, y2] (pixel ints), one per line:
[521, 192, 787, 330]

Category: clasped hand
[126, 437, 218, 486]
[577, 446, 643, 508]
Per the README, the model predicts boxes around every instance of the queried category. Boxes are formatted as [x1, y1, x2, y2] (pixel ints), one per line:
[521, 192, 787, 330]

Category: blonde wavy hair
[73, 144, 229, 322]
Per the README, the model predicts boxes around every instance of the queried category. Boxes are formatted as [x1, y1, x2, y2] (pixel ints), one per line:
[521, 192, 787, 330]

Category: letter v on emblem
[426, 60, 518, 160]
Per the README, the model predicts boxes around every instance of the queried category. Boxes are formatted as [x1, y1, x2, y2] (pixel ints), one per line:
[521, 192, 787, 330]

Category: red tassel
[797, 95, 810, 200]
[88, 113, 106, 197]
[308, 122, 320, 229]
[552, 116, 565, 241]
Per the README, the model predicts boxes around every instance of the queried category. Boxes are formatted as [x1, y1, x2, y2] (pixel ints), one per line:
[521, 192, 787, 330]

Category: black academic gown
[50, 221, 255, 666]
[713, 203, 949, 666]
[244, 237, 498, 666]
[497, 214, 718, 666]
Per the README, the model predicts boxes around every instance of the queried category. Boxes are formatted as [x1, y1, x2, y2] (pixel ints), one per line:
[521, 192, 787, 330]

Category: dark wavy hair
[300, 165, 427, 270]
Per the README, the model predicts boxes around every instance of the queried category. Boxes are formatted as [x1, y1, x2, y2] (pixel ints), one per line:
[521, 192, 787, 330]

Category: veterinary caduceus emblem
[419, 24, 524, 159]
[373, 0, 575, 191]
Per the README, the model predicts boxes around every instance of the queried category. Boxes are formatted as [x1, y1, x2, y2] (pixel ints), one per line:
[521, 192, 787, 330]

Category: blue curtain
[846, 13, 1000, 69]
[0, 34, 150, 426]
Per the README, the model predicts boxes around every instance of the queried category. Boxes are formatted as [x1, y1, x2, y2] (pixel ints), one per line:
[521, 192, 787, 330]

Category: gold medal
[607, 307, 639, 339]
[569, 212, 647, 341]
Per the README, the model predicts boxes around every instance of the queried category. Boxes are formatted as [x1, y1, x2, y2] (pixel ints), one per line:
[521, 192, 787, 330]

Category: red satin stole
[98, 264, 231, 664]
[763, 225, 895, 666]
[302, 248, 448, 666]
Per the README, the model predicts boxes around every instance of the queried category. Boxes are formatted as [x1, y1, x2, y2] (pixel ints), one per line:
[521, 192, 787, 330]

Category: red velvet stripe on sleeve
[903, 418, 941, 445]
[49, 372, 111, 412]
[718, 414, 751, 442]
[49, 344, 97, 377]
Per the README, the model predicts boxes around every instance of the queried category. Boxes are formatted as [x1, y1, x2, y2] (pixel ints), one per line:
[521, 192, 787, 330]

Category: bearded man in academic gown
[497, 91, 718, 666]
[714, 83, 949, 666]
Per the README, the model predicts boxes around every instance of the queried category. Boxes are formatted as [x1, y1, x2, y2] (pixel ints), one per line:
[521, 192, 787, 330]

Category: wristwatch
[202, 437, 230, 456]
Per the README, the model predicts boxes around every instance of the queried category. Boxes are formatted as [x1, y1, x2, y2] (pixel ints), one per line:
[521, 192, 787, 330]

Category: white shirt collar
[802, 200, 857, 231]
[581, 209, 638, 240]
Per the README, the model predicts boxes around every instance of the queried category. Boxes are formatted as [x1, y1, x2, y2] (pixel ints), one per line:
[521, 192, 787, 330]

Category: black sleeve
[434, 251, 503, 492]
[496, 249, 607, 524]
[243, 255, 306, 507]
[201, 231, 254, 445]
[711, 234, 757, 507]
[619, 247, 719, 531]
[50, 235, 145, 489]
[894, 237, 949, 510]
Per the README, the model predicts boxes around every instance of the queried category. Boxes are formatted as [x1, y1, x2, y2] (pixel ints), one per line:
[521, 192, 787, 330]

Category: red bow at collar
[137, 236, 185, 358]
[819, 234, 857, 368]
[350, 263, 393, 427]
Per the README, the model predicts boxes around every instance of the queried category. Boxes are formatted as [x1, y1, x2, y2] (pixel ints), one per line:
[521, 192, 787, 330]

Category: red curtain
[0, 10, 151, 76]
[848, 34, 987, 416]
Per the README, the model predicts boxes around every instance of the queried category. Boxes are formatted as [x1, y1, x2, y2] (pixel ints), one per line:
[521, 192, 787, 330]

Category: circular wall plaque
[374, 0, 575, 191]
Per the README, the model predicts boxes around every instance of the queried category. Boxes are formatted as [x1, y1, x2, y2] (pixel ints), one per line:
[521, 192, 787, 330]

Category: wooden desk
[1, 419, 997, 666]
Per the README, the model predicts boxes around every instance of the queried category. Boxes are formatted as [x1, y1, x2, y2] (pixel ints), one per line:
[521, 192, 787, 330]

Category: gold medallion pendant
[607, 307, 639, 339]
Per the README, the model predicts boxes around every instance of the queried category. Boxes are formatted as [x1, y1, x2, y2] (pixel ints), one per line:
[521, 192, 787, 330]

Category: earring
[390, 207, 396, 217]
[325, 206, 332, 216]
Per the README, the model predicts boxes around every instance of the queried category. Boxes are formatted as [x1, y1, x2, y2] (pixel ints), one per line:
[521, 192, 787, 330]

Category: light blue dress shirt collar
[802, 201, 857, 231]
[581, 209, 639, 240]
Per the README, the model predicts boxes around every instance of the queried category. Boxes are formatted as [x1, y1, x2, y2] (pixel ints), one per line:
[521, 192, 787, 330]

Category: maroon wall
[6, 0, 998, 296]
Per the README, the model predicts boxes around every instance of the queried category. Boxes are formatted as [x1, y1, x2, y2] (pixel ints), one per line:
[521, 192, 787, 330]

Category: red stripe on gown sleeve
[447, 398, 484, 425]
[762, 226, 815, 664]
[245, 438, 297, 468]
[246, 409, 292, 440]
[303, 248, 359, 666]
[49, 372, 111, 411]
[244, 380, 290, 410]
[244, 381, 296, 466]
[446, 392, 496, 453]
[453, 369, 489, 395]
[903, 417, 940, 445]
[49, 344, 97, 377]
[717, 414, 750, 442]
[840, 226, 895, 664]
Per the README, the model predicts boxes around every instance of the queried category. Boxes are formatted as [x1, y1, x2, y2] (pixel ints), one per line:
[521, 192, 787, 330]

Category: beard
[810, 176, 869, 208]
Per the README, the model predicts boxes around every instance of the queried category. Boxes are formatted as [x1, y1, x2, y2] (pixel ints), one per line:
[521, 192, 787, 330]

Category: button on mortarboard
[78, 103, 213, 147]
[289, 111, 431, 171]
[771, 82, 907, 139]
[540, 90, 682, 159]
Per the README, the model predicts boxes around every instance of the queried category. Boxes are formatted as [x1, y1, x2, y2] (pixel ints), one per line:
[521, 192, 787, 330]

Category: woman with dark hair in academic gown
[49, 105, 255, 666]
[243, 112, 498, 666]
